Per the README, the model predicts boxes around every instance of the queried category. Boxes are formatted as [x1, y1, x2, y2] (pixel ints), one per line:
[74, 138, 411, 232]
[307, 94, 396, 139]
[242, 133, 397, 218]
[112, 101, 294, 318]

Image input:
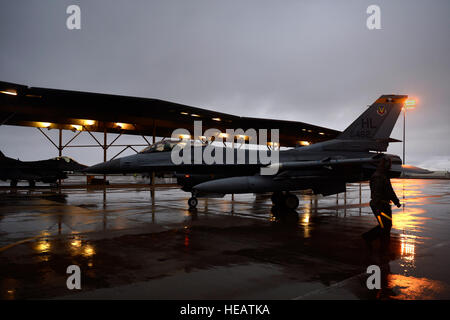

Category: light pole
[403, 99, 416, 165]
[403, 107, 406, 165]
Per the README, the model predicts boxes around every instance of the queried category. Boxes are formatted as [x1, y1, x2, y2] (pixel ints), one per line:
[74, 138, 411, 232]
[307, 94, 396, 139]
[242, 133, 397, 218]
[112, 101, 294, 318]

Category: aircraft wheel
[10, 180, 18, 187]
[188, 197, 198, 208]
[284, 193, 299, 210]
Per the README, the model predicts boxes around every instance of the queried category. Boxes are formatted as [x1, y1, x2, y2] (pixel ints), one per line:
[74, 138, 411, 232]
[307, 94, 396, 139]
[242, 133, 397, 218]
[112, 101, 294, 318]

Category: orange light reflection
[388, 275, 447, 300]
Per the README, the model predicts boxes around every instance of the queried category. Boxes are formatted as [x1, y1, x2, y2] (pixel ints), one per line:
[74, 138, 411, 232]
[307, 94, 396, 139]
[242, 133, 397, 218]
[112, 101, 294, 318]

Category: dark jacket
[370, 172, 400, 206]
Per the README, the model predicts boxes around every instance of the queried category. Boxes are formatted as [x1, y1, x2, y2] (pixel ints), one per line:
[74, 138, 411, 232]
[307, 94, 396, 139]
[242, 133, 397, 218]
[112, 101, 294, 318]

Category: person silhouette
[363, 157, 401, 251]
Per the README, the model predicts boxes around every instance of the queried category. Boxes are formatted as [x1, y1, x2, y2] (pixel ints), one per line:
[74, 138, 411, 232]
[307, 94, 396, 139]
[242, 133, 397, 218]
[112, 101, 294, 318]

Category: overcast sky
[0, 0, 449, 169]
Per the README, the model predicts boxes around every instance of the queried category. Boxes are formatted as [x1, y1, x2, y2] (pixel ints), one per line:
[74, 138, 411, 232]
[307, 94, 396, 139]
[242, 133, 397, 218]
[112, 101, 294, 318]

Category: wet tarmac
[0, 179, 449, 300]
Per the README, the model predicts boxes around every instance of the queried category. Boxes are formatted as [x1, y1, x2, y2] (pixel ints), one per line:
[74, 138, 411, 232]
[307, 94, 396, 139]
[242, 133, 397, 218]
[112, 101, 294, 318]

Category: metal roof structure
[0, 80, 340, 149]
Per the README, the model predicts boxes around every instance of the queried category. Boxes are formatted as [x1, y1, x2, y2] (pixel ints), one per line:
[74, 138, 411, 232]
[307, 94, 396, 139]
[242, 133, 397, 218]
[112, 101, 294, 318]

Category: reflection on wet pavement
[388, 274, 448, 300]
[0, 179, 449, 299]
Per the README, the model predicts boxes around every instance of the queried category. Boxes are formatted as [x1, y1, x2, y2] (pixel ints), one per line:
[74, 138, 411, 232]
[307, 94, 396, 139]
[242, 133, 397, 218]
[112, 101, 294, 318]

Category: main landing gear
[187, 192, 300, 210]
[271, 192, 299, 210]
[188, 196, 198, 209]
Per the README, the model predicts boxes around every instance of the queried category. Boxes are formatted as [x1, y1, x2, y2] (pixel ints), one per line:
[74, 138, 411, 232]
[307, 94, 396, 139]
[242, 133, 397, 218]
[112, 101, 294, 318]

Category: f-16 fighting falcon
[0, 151, 87, 187]
[84, 95, 431, 209]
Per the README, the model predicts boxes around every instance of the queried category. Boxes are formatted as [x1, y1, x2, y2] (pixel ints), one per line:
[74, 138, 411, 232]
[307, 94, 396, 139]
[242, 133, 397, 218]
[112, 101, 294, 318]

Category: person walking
[363, 157, 401, 250]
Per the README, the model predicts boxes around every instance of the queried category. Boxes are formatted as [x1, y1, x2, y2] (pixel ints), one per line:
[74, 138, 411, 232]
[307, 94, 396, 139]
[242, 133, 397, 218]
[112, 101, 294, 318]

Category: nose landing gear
[188, 190, 199, 209]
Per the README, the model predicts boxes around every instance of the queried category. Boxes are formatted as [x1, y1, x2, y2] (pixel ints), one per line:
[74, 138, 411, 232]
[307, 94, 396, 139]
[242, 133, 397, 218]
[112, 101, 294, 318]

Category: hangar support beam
[36, 126, 153, 163]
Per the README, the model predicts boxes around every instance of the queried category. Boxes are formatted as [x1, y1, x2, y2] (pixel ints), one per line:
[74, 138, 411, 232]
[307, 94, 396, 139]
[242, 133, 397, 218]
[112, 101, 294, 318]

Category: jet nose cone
[73, 163, 88, 172]
[84, 159, 121, 174]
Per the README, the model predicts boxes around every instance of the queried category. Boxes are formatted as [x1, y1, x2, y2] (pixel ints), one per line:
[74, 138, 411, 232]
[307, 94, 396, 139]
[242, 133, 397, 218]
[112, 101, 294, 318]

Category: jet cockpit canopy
[52, 156, 77, 163]
[140, 139, 207, 154]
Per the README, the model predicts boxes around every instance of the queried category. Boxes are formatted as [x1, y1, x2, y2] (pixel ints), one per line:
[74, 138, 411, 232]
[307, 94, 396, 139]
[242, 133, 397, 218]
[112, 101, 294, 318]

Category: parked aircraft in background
[0, 151, 87, 187]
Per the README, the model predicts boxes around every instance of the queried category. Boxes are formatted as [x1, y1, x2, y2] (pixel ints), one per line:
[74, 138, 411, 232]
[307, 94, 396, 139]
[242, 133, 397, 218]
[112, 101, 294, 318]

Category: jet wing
[266, 157, 432, 177]
[391, 164, 433, 175]
[2, 169, 42, 181]
[265, 156, 381, 174]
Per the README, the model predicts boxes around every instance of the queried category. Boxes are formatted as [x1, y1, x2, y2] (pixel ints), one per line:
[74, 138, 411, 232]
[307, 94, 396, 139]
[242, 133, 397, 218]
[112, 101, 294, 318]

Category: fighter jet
[0, 151, 87, 187]
[85, 95, 431, 209]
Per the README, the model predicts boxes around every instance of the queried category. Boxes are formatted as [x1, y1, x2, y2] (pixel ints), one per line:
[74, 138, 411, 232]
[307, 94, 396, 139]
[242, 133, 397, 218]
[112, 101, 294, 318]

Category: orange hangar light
[0, 89, 17, 96]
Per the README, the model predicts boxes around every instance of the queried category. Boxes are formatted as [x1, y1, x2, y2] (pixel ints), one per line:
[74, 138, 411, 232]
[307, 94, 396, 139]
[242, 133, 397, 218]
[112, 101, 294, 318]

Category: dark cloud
[0, 0, 449, 168]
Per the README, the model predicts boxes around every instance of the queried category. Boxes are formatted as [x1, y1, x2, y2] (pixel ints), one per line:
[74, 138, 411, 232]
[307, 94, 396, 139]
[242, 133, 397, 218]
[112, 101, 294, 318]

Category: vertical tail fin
[338, 95, 407, 141]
